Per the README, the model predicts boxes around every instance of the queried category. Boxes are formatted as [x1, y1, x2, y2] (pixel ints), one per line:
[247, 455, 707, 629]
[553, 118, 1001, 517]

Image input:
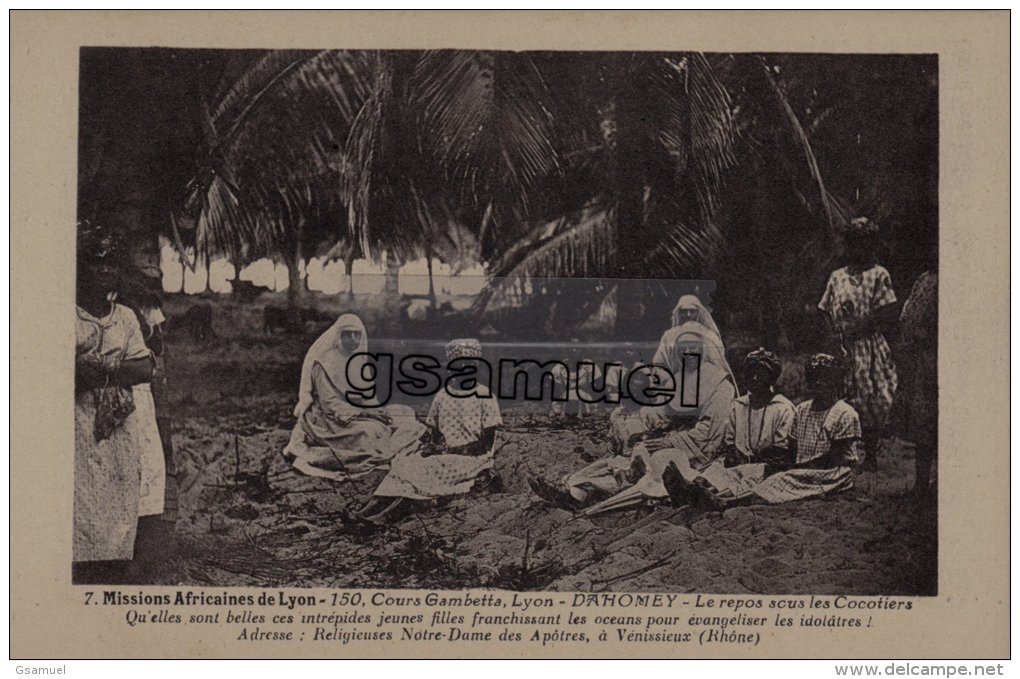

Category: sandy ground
[142, 295, 937, 595]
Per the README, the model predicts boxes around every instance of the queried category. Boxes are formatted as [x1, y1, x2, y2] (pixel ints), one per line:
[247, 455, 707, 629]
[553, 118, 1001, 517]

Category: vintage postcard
[9, 10, 1009, 659]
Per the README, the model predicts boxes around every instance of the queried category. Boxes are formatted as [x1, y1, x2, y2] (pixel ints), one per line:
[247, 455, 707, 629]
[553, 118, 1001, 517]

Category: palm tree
[174, 50, 378, 303]
[473, 52, 842, 342]
[338, 50, 561, 301]
[172, 49, 836, 329]
[334, 49, 742, 332]
[82, 48, 933, 348]
[173, 49, 556, 305]
[471, 52, 737, 336]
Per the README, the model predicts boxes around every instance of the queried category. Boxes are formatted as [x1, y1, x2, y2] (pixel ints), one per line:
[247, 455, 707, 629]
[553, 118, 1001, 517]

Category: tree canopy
[78, 48, 937, 338]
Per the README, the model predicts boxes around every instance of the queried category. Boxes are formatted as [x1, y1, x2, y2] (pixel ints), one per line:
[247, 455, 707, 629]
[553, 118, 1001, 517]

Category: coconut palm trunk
[610, 58, 657, 340]
[286, 217, 306, 306]
[384, 251, 401, 296]
[343, 249, 356, 301]
[425, 244, 436, 303]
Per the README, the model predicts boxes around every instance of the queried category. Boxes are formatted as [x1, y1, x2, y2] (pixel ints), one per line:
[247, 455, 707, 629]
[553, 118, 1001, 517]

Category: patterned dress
[818, 265, 899, 432]
[373, 388, 503, 500]
[75, 304, 157, 561]
[750, 399, 862, 504]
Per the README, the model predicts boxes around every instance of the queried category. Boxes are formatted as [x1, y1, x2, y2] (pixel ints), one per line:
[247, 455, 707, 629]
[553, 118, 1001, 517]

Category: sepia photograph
[11, 6, 1015, 662]
[70, 46, 941, 596]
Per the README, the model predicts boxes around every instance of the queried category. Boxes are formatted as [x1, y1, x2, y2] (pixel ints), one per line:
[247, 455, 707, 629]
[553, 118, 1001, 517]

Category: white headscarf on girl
[293, 313, 368, 417]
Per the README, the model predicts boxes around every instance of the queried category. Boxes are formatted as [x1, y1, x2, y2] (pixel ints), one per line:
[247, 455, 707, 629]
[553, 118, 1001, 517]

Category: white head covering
[445, 338, 483, 361]
[639, 322, 734, 431]
[670, 294, 721, 337]
[293, 313, 367, 416]
[653, 319, 737, 397]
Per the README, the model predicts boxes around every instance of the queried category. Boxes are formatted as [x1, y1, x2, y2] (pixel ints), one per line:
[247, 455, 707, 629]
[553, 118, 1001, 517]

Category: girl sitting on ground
[529, 316, 736, 513]
[549, 359, 606, 419]
[658, 348, 796, 502]
[356, 339, 504, 524]
[664, 353, 862, 508]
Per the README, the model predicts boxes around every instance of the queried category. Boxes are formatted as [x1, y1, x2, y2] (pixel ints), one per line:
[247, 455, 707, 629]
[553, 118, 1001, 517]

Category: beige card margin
[9, 10, 1009, 659]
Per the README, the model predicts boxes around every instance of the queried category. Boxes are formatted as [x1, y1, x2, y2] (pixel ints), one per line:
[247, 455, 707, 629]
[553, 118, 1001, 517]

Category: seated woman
[604, 295, 733, 451]
[666, 353, 862, 508]
[357, 339, 503, 523]
[283, 313, 423, 480]
[529, 295, 736, 512]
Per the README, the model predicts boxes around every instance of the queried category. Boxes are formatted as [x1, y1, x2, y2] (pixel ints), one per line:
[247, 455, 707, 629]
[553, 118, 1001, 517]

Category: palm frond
[655, 53, 737, 228]
[184, 50, 378, 260]
[339, 55, 390, 258]
[645, 218, 726, 278]
[212, 51, 307, 124]
[471, 203, 615, 314]
[411, 50, 559, 219]
[186, 172, 250, 257]
[213, 50, 373, 153]
[758, 55, 833, 229]
[168, 207, 196, 271]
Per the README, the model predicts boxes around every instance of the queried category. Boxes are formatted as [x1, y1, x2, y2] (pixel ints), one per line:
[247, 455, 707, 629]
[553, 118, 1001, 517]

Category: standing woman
[73, 222, 160, 583]
[818, 217, 898, 471]
[120, 281, 175, 558]
[898, 263, 938, 500]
